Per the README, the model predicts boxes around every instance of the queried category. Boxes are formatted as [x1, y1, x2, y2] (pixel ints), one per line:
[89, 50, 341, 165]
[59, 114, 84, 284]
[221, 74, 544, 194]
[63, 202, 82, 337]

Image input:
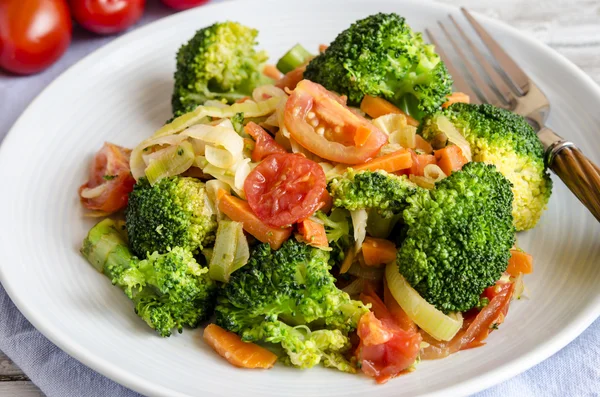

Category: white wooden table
[0, 0, 598, 395]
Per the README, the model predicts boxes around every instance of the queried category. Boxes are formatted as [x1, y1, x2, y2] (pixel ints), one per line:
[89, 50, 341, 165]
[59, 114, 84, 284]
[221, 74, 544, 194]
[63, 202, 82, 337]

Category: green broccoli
[315, 208, 353, 266]
[215, 239, 368, 371]
[304, 13, 453, 120]
[125, 176, 216, 257]
[172, 21, 272, 116]
[420, 103, 552, 231]
[81, 219, 217, 337]
[397, 162, 516, 313]
[327, 169, 422, 218]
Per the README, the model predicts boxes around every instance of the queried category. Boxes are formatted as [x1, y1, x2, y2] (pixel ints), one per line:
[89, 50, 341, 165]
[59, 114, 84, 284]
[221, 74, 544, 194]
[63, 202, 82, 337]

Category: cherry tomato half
[160, 0, 209, 10]
[79, 142, 136, 214]
[284, 80, 388, 164]
[244, 122, 286, 162]
[0, 0, 72, 75]
[70, 0, 145, 35]
[244, 153, 326, 227]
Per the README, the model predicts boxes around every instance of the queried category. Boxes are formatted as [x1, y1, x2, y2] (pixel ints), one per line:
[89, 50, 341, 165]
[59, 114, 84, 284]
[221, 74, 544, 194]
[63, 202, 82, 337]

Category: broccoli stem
[276, 44, 313, 74]
[81, 218, 133, 279]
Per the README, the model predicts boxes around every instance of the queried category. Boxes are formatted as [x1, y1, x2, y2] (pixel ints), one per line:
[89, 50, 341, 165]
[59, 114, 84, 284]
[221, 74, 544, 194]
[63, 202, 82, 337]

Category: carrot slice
[353, 149, 412, 173]
[359, 95, 419, 127]
[434, 145, 468, 176]
[354, 125, 372, 147]
[297, 219, 329, 248]
[275, 64, 306, 91]
[362, 237, 396, 266]
[442, 92, 470, 109]
[263, 64, 283, 80]
[506, 249, 534, 276]
[383, 282, 417, 333]
[217, 190, 292, 250]
[203, 324, 277, 369]
[318, 44, 329, 53]
[415, 135, 433, 154]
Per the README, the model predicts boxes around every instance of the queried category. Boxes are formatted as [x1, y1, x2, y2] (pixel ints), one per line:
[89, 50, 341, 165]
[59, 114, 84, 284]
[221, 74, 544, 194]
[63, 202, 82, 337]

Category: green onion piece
[145, 141, 194, 185]
[434, 115, 472, 161]
[209, 220, 247, 283]
[276, 44, 313, 74]
[230, 225, 250, 274]
[385, 262, 463, 341]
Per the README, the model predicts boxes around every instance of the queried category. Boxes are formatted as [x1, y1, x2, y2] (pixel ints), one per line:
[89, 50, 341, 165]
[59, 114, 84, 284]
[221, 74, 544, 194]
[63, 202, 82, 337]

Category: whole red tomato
[0, 0, 72, 75]
[70, 0, 145, 35]
[160, 0, 209, 10]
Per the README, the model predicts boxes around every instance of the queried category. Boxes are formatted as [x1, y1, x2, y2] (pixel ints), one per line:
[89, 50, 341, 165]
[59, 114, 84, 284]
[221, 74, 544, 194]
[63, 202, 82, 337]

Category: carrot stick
[203, 324, 277, 369]
[409, 151, 437, 177]
[434, 145, 468, 176]
[352, 149, 412, 173]
[506, 249, 534, 276]
[297, 219, 329, 248]
[359, 95, 419, 127]
[442, 92, 470, 109]
[318, 44, 329, 53]
[362, 237, 396, 266]
[263, 64, 283, 80]
[217, 190, 292, 250]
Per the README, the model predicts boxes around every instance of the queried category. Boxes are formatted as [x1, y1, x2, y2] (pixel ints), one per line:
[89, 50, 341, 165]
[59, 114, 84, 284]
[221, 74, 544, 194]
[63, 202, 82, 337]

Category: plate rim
[1, 0, 599, 396]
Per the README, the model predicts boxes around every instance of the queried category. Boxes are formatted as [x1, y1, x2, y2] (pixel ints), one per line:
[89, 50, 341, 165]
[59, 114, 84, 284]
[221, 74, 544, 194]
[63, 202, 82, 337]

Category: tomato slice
[284, 80, 387, 164]
[244, 153, 326, 227]
[79, 142, 135, 214]
[244, 122, 287, 162]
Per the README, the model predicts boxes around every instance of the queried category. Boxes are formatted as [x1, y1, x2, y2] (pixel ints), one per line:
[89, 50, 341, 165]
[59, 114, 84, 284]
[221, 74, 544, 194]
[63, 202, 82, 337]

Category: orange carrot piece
[275, 65, 306, 91]
[354, 125, 372, 147]
[415, 135, 433, 154]
[318, 44, 329, 53]
[339, 247, 356, 274]
[203, 324, 277, 369]
[506, 249, 534, 276]
[263, 64, 283, 80]
[409, 150, 437, 177]
[217, 190, 292, 250]
[442, 92, 470, 109]
[297, 219, 329, 248]
[362, 237, 397, 266]
[383, 282, 417, 333]
[359, 95, 419, 127]
[353, 149, 412, 173]
[434, 145, 468, 176]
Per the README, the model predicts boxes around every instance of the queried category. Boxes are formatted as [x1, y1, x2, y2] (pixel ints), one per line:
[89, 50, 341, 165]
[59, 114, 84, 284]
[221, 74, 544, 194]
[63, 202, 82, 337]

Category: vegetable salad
[79, 13, 548, 384]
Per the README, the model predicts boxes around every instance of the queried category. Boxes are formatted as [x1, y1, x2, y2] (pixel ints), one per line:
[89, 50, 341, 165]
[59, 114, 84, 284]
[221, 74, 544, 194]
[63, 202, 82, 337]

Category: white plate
[1, 0, 599, 396]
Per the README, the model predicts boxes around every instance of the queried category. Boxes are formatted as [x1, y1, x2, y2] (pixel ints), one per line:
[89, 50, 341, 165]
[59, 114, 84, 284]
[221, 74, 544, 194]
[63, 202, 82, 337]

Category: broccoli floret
[81, 219, 217, 337]
[304, 13, 453, 120]
[315, 208, 353, 266]
[172, 21, 271, 116]
[125, 176, 216, 257]
[397, 162, 516, 313]
[420, 103, 552, 230]
[327, 169, 422, 218]
[215, 239, 368, 371]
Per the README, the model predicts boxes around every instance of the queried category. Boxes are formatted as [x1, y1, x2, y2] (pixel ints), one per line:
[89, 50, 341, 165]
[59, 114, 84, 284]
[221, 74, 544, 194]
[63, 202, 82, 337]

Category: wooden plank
[0, 351, 27, 379]
[0, 382, 45, 397]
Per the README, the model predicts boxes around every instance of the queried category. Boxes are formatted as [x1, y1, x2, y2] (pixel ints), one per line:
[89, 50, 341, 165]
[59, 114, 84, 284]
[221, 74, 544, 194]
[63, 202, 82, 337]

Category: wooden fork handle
[549, 141, 600, 223]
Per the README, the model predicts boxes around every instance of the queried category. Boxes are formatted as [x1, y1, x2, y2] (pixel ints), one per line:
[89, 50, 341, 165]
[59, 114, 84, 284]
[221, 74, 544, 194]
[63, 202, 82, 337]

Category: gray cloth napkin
[0, 1, 598, 396]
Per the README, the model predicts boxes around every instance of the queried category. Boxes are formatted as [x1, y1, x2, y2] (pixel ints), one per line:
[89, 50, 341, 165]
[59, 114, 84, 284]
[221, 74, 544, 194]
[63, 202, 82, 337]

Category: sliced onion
[385, 263, 463, 341]
[290, 137, 325, 163]
[206, 179, 230, 220]
[205, 146, 237, 169]
[342, 278, 369, 296]
[325, 164, 348, 180]
[208, 220, 243, 282]
[80, 184, 109, 199]
[252, 85, 287, 102]
[234, 158, 252, 191]
[512, 273, 527, 300]
[183, 124, 244, 158]
[435, 115, 472, 161]
[423, 164, 447, 181]
[130, 134, 188, 180]
[203, 100, 229, 108]
[409, 174, 436, 189]
[145, 141, 195, 185]
[350, 209, 368, 252]
[152, 96, 281, 138]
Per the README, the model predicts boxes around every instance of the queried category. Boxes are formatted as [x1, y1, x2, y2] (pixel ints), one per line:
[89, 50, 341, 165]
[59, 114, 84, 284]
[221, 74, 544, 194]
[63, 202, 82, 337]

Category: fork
[426, 8, 600, 222]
